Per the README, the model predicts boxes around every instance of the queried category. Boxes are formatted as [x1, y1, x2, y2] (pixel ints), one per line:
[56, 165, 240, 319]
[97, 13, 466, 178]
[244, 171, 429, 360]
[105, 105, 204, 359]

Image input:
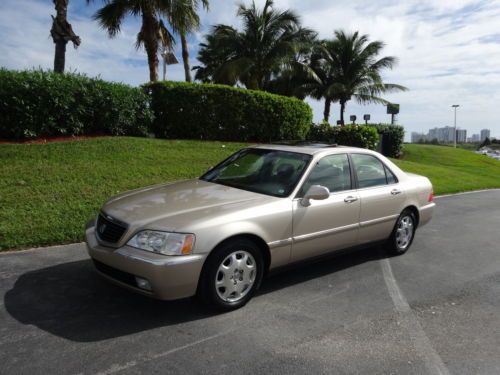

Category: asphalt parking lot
[1, 190, 499, 375]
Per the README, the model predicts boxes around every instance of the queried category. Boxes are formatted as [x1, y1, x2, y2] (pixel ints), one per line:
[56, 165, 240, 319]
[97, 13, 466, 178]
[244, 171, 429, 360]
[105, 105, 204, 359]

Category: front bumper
[418, 202, 435, 227]
[85, 225, 207, 300]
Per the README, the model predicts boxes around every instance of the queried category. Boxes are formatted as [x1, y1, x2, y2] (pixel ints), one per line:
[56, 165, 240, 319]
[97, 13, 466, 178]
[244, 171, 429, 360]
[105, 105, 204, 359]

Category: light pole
[160, 48, 179, 81]
[452, 105, 459, 147]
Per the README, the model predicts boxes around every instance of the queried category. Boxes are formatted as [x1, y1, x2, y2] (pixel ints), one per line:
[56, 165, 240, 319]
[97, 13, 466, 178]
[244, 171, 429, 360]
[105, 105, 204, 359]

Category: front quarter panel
[167, 198, 294, 269]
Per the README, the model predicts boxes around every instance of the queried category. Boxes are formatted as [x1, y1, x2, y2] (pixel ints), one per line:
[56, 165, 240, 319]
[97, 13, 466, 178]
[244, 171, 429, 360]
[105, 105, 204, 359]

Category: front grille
[93, 259, 137, 288]
[95, 214, 127, 244]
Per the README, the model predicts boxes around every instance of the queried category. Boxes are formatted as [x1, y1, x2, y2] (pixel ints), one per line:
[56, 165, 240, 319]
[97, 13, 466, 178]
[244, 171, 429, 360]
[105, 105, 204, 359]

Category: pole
[452, 104, 459, 148]
[454, 107, 457, 148]
[163, 55, 166, 81]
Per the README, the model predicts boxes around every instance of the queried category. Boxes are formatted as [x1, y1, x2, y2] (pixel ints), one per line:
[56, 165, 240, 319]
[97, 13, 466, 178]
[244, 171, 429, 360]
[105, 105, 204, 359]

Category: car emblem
[99, 223, 107, 234]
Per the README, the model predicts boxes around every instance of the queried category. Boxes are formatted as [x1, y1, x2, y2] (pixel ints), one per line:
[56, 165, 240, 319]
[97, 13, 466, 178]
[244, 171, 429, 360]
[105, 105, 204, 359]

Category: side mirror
[301, 185, 330, 207]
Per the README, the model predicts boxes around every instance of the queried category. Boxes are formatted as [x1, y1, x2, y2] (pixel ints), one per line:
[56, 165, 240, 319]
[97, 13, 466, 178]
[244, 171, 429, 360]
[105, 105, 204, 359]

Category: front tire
[386, 209, 417, 255]
[198, 238, 264, 311]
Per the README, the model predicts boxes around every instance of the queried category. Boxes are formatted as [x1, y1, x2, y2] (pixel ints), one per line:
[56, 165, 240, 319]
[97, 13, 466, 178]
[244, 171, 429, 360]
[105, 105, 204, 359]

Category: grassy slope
[392, 144, 500, 195]
[1, 139, 499, 250]
[0, 138, 245, 250]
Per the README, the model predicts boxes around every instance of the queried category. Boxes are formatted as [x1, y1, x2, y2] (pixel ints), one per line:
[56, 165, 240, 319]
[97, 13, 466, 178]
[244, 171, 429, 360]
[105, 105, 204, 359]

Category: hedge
[0, 69, 153, 139]
[308, 122, 404, 157]
[145, 81, 312, 142]
[307, 123, 379, 150]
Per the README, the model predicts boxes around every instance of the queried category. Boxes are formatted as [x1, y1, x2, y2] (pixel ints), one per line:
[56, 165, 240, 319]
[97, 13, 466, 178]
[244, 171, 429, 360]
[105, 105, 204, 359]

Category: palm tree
[51, 0, 81, 73]
[88, 0, 176, 82]
[193, 0, 315, 90]
[169, 0, 209, 82]
[304, 30, 407, 123]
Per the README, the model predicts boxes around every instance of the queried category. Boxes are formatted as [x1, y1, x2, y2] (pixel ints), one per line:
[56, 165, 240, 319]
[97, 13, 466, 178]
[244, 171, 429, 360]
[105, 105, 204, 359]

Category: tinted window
[300, 154, 351, 195]
[201, 148, 311, 197]
[385, 166, 398, 184]
[351, 154, 389, 188]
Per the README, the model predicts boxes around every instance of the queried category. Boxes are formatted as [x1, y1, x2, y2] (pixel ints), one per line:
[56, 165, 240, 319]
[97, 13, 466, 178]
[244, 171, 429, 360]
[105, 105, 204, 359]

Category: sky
[1, 0, 500, 140]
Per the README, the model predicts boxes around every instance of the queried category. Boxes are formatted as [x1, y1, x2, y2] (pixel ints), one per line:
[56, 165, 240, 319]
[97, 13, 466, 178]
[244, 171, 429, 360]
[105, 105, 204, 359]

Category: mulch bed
[0, 134, 110, 144]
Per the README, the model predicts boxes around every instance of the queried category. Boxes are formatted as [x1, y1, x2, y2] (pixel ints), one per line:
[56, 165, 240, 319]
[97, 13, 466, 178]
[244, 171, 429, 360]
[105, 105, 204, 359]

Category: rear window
[351, 154, 397, 188]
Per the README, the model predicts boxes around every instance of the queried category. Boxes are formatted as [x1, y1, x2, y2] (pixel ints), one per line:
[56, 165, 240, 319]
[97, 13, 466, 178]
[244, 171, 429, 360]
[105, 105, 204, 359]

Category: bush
[332, 125, 379, 149]
[307, 123, 379, 150]
[0, 69, 153, 139]
[368, 123, 405, 158]
[145, 81, 312, 142]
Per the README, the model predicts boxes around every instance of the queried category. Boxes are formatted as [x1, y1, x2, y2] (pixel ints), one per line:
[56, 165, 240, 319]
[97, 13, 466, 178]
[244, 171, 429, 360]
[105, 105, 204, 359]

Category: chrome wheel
[215, 250, 256, 303]
[395, 215, 414, 250]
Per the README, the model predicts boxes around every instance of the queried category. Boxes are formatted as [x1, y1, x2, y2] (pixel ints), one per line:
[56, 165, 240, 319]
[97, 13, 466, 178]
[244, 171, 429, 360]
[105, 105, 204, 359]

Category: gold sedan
[86, 144, 435, 310]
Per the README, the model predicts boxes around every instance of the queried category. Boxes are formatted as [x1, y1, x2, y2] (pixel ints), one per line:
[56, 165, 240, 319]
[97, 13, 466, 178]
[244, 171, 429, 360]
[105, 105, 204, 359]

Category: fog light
[135, 277, 152, 291]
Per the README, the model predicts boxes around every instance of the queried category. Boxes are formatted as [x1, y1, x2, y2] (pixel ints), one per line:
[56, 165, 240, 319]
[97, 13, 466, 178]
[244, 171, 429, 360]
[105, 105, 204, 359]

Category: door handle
[344, 196, 358, 203]
[391, 189, 402, 195]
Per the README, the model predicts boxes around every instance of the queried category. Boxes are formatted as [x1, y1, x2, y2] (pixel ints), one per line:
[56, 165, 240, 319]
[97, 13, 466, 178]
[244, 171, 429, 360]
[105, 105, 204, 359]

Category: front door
[291, 154, 360, 262]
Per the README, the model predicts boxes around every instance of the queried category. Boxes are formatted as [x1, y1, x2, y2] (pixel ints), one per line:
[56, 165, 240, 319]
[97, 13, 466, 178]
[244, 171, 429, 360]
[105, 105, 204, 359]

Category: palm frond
[93, 0, 130, 37]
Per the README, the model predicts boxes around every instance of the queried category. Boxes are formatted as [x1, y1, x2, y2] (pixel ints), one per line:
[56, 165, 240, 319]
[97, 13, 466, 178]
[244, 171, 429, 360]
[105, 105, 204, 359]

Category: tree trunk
[51, 0, 80, 73]
[142, 11, 159, 82]
[54, 40, 66, 73]
[340, 101, 346, 125]
[323, 99, 331, 123]
[180, 32, 192, 82]
[146, 44, 159, 82]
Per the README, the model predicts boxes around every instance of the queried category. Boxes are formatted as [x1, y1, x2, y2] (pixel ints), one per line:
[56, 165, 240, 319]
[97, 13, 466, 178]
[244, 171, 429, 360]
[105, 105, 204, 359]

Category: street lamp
[160, 48, 179, 81]
[452, 105, 459, 148]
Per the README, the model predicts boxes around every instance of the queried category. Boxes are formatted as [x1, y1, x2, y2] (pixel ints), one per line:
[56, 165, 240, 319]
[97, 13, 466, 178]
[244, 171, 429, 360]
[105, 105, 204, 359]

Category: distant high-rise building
[411, 132, 426, 143]
[437, 126, 455, 143]
[480, 129, 491, 141]
[456, 129, 467, 143]
[428, 128, 438, 142]
[411, 127, 486, 144]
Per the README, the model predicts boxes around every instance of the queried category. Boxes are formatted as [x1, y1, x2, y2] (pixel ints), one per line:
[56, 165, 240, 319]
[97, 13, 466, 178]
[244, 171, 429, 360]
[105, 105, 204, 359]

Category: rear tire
[198, 238, 264, 311]
[386, 209, 417, 255]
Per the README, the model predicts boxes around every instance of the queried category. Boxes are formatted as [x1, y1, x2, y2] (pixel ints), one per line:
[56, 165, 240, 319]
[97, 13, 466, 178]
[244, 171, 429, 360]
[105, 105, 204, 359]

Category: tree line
[51, 0, 407, 124]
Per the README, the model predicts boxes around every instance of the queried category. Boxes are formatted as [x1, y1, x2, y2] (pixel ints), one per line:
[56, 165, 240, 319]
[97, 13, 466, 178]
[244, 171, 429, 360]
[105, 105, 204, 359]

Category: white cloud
[1, 0, 499, 139]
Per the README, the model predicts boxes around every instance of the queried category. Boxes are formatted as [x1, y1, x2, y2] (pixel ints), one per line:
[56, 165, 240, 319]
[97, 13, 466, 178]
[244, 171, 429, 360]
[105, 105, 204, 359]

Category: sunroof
[273, 141, 338, 148]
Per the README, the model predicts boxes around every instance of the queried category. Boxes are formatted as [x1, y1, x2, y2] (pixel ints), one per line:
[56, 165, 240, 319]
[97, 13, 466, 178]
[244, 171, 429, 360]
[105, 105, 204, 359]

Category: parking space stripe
[380, 258, 450, 375]
[93, 329, 235, 375]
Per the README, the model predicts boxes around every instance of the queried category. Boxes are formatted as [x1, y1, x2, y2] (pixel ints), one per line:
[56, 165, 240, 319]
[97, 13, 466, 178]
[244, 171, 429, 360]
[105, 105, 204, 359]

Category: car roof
[250, 143, 370, 156]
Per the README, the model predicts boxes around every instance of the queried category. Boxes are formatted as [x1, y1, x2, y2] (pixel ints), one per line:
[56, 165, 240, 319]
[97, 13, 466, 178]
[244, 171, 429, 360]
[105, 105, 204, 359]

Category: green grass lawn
[392, 144, 500, 195]
[1, 138, 499, 251]
[0, 138, 246, 250]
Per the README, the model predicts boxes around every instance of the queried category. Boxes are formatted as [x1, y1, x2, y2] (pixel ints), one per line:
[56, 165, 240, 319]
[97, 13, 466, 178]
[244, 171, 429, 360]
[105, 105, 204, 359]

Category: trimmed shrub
[145, 81, 312, 142]
[332, 125, 379, 150]
[368, 123, 405, 158]
[307, 123, 379, 150]
[0, 69, 153, 139]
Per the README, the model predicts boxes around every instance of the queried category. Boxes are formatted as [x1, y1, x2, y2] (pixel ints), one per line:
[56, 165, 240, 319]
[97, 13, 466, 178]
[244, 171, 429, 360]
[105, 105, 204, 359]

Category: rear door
[350, 153, 406, 245]
[291, 153, 360, 262]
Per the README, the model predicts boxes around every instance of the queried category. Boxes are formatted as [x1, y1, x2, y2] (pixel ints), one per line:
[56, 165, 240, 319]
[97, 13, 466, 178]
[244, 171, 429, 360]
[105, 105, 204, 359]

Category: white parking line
[93, 330, 235, 375]
[380, 258, 450, 375]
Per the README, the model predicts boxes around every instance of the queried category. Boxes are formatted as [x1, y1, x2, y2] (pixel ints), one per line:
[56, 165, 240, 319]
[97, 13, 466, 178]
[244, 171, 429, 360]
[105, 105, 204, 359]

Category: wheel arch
[403, 205, 420, 226]
[196, 233, 272, 294]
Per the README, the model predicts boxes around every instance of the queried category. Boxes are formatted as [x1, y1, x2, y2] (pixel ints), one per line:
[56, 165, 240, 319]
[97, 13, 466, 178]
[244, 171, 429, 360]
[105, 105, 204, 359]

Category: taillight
[428, 190, 434, 202]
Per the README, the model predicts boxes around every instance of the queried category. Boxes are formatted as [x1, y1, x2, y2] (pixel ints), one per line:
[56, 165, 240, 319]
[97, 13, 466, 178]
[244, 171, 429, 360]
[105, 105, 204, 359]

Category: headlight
[127, 231, 195, 256]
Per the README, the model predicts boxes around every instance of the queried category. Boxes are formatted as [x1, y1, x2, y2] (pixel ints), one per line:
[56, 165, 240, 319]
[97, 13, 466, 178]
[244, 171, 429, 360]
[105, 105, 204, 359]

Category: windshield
[200, 148, 312, 197]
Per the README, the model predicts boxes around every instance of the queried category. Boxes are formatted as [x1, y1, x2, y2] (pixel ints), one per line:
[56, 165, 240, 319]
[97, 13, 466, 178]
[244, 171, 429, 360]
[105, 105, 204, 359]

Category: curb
[0, 242, 85, 255]
[434, 188, 500, 199]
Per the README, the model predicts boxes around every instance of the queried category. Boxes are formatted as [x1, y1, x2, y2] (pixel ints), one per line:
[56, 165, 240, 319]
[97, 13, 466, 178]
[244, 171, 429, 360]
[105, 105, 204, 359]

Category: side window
[351, 154, 389, 188]
[385, 166, 398, 184]
[300, 154, 351, 195]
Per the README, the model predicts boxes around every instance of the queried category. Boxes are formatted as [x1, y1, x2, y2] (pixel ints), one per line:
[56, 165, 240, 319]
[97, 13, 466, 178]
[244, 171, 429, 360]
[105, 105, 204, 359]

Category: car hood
[101, 179, 266, 228]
